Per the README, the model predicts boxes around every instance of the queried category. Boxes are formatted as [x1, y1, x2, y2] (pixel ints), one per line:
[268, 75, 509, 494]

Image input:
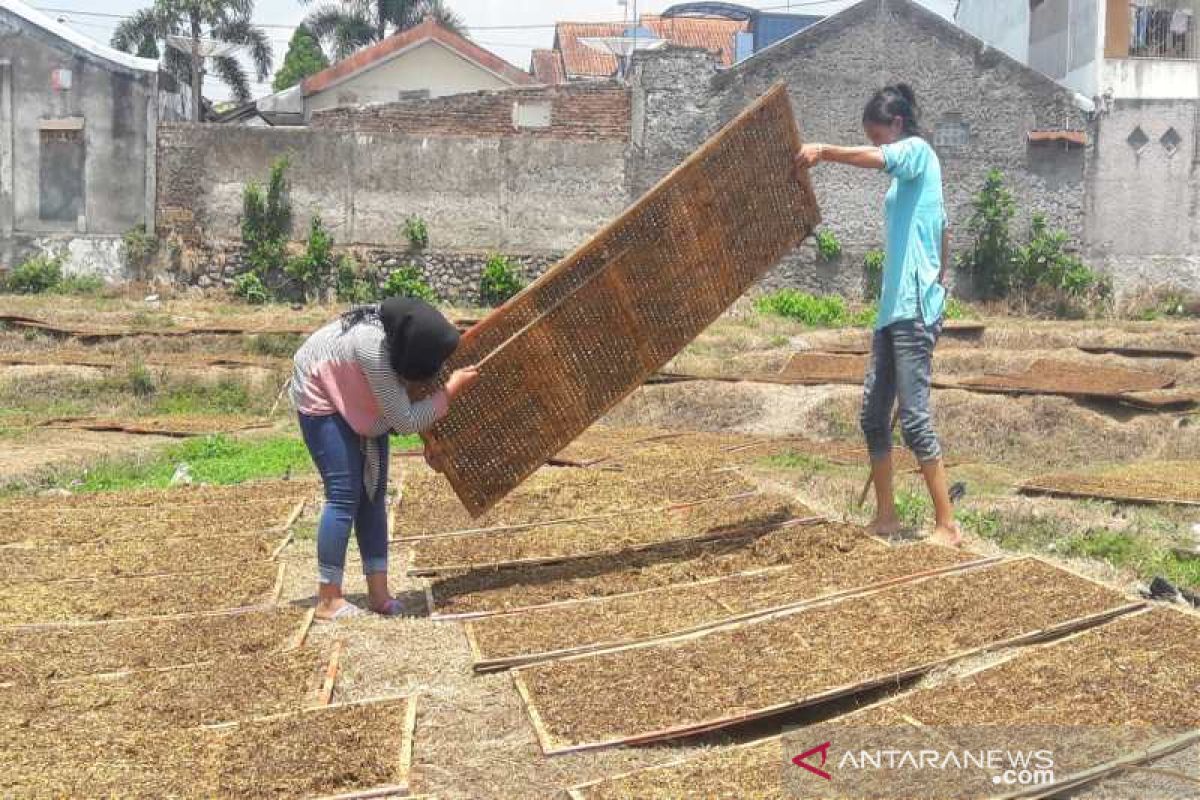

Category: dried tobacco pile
[0, 562, 279, 624]
[518, 559, 1131, 750]
[1022, 460, 1200, 505]
[573, 609, 1197, 800]
[468, 543, 974, 665]
[429, 522, 875, 617]
[407, 492, 812, 573]
[0, 606, 306, 682]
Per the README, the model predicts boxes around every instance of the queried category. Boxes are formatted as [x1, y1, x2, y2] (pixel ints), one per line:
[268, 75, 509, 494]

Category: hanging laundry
[1171, 8, 1193, 35]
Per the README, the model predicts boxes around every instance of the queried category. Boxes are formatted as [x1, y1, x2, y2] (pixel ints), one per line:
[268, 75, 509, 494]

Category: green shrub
[241, 156, 292, 289]
[863, 249, 885, 296]
[233, 272, 268, 305]
[58, 274, 105, 295]
[381, 265, 436, 302]
[955, 169, 1017, 299]
[754, 290, 850, 326]
[335, 255, 377, 303]
[285, 215, 336, 301]
[943, 297, 974, 320]
[1013, 214, 1110, 299]
[120, 224, 158, 277]
[3, 254, 63, 294]
[248, 332, 303, 358]
[815, 229, 842, 261]
[125, 363, 156, 397]
[480, 254, 524, 306]
[403, 216, 429, 249]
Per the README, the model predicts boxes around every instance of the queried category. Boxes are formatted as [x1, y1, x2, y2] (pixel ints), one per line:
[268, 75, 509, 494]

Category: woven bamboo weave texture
[425, 84, 821, 515]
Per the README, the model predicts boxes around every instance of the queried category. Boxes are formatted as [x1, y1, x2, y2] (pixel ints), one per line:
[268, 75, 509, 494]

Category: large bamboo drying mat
[0, 350, 286, 370]
[955, 358, 1174, 398]
[420, 83, 820, 516]
[466, 547, 985, 670]
[1077, 344, 1197, 359]
[3, 693, 417, 799]
[404, 491, 816, 574]
[564, 608, 1199, 800]
[394, 461, 755, 538]
[1020, 460, 1200, 506]
[426, 521, 881, 619]
[778, 352, 867, 385]
[0, 605, 309, 683]
[513, 558, 1140, 754]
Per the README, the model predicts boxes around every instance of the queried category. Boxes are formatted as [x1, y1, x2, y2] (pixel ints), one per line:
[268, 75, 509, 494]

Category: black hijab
[342, 298, 459, 382]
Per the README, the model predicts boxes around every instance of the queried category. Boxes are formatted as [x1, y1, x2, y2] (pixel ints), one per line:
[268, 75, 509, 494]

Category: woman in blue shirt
[795, 84, 960, 547]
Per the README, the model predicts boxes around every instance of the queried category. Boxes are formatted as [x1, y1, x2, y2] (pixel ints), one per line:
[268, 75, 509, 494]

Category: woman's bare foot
[868, 516, 903, 536]
[931, 522, 963, 548]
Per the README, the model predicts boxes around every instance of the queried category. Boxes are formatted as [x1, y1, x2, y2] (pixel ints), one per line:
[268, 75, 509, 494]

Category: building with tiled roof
[550, 14, 749, 80]
[237, 17, 535, 124]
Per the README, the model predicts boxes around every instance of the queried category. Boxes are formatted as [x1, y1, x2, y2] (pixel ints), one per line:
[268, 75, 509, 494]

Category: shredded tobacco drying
[1022, 460, 1200, 505]
[573, 609, 1198, 800]
[468, 543, 974, 665]
[518, 559, 1133, 750]
[429, 522, 875, 616]
[407, 492, 812, 573]
[0, 606, 306, 682]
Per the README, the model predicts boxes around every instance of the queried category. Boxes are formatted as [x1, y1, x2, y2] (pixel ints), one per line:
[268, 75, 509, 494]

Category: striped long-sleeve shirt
[291, 318, 448, 497]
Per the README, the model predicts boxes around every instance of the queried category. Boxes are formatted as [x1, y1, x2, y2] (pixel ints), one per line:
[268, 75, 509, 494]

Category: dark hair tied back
[862, 83, 920, 137]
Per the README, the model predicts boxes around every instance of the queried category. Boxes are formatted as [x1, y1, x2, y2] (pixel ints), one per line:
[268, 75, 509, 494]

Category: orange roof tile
[555, 14, 747, 78]
[530, 48, 567, 84]
[1028, 130, 1087, 146]
[302, 17, 535, 97]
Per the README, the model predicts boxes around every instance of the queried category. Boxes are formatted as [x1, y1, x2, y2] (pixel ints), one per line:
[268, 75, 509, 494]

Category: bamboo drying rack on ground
[512, 557, 1144, 755]
[419, 83, 821, 516]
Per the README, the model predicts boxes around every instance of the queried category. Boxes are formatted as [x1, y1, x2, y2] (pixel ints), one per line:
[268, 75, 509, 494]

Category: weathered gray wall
[0, 8, 155, 240]
[1085, 99, 1200, 293]
[156, 124, 627, 254]
[629, 0, 1092, 298]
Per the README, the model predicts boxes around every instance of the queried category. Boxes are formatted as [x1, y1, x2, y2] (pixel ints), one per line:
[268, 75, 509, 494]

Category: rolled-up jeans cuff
[362, 556, 388, 576]
[318, 563, 345, 586]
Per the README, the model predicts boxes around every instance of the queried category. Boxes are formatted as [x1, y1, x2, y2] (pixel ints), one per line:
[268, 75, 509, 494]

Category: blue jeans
[861, 318, 942, 463]
[298, 412, 390, 585]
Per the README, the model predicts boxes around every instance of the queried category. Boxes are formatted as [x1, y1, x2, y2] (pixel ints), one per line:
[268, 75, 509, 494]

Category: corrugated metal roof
[556, 14, 748, 77]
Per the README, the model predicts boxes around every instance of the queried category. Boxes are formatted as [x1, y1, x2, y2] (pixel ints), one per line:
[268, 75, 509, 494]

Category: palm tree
[301, 0, 466, 61]
[112, 0, 272, 122]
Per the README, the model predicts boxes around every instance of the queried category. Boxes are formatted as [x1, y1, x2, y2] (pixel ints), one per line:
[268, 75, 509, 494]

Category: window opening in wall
[933, 114, 970, 151]
[513, 101, 552, 129]
[1161, 126, 1183, 155]
[38, 124, 85, 224]
[1127, 125, 1150, 152]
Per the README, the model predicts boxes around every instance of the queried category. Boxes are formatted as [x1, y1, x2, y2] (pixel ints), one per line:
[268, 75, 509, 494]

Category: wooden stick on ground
[318, 639, 345, 705]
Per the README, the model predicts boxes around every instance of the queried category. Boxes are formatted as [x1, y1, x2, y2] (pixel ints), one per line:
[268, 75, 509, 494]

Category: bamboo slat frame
[466, 555, 1002, 672]
[1019, 481, 1200, 507]
[422, 83, 820, 516]
[513, 557, 1146, 755]
[318, 639, 345, 706]
[37, 416, 275, 437]
[562, 605, 1196, 800]
[405, 513, 826, 576]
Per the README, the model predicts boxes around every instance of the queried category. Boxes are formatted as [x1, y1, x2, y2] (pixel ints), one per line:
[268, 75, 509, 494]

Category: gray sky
[39, 0, 956, 101]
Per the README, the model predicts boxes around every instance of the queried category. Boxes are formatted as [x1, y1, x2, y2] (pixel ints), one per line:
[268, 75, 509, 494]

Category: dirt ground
[5, 295, 1200, 798]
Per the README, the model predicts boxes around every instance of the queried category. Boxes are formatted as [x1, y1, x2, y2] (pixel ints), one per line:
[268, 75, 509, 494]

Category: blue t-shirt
[877, 136, 946, 330]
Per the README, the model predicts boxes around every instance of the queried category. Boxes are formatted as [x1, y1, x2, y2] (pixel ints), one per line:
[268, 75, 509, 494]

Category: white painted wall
[1103, 57, 1200, 99]
[955, 0, 1029, 63]
[307, 40, 513, 114]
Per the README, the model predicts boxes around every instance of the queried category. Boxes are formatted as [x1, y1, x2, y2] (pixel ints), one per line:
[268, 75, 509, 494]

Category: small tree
[273, 25, 329, 92]
[479, 254, 524, 306]
[241, 156, 292, 280]
[286, 215, 337, 301]
[956, 169, 1017, 299]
